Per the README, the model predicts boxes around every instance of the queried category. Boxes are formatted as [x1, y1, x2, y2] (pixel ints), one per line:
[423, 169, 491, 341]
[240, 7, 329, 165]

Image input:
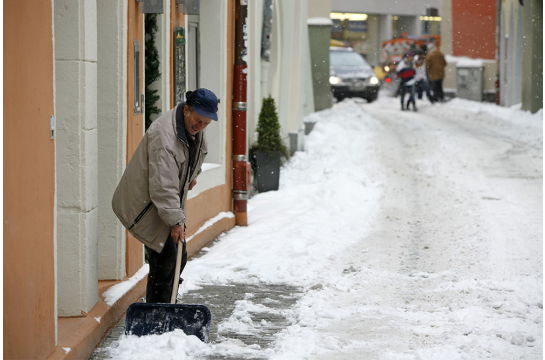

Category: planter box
[255, 151, 281, 192]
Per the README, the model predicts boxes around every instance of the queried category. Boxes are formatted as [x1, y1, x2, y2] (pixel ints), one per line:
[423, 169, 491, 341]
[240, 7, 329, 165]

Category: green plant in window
[145, 14, 161, 130]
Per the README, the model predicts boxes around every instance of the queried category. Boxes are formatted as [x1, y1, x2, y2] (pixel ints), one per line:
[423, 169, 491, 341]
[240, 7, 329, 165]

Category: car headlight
[384, 66, 390, 72]
[369, 76, 379, 85]
[329, 76, 341, 85]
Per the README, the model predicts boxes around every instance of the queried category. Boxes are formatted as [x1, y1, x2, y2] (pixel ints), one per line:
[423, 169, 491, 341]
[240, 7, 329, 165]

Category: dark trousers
[430, 79, 444, 102]
[415, 79, 434, 103]
[400, 83, 416, 108]
[145, 235, 187, 303]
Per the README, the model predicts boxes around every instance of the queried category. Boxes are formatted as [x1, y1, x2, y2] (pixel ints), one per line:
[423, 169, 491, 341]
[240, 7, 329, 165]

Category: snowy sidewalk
[91, 246, 302, 360]
[93, 95, 542, 359]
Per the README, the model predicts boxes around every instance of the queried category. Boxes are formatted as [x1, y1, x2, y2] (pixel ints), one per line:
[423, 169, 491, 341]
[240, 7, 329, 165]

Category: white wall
[280, 0, 313, 150]
[187, 0, 228, 199]
[270, 0, 314, 153]
[308, 0, 332, 17]
[331, 0, 442, 16]
[246, 0, 316, 154]
[379, 14, 393, 46]
[501, 0, 524, 107]
[54, 0, 99, 316]
[247, 0, 265, 147]
[97, 0, 128, 281]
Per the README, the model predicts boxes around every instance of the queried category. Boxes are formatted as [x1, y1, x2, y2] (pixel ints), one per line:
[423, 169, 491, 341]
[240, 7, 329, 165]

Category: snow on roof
[330, 46, 353, 51]
[307, 17, 333, 26]
[446, 54, 494, 68]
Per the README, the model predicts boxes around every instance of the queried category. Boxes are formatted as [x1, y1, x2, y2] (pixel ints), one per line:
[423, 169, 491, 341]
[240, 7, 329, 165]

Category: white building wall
[247, 0, 265, 149]
[308, 0, 332, 17]
[188, 0, 228, 198]
[331, 0, 441, 16]
[284, 0, 313, 152]
[247, 0, 314, 154]
[513, 2, 523, 105]
[270, 0, 314, 153]
[506, 3, 515, 106]
[54, 0, 99, 316]
[96, 0, 127, 280]
[301, 7, 316, 120]
[500, 0, 524, 107]
[379, 14, 393, 46]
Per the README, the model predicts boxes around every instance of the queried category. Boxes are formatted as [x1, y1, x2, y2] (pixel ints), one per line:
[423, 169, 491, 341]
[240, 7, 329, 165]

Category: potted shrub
[249, 95, 289, 192]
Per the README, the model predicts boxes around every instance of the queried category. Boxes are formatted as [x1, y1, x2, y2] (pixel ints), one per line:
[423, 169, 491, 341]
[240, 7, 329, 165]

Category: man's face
[183, 105, 212, 136]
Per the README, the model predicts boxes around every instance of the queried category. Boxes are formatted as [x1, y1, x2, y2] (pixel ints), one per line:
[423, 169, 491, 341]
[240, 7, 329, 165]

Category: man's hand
[171, 225, 185, 243]
[189, 178, 197, 190]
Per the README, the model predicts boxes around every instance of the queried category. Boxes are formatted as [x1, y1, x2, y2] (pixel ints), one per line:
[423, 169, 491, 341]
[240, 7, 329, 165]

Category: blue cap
[191, 88, 219, 121]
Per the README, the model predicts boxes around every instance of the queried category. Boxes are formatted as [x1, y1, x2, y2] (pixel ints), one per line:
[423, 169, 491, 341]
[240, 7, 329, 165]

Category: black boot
[412, 100, 417, 112]
[401, 102, 405, 111]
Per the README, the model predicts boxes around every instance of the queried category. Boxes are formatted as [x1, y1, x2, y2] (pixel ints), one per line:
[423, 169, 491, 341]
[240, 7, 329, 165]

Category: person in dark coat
[425, 40, 447, 102]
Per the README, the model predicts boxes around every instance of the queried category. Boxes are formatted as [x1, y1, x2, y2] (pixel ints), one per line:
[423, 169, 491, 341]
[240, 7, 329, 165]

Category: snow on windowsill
[103, 265, 149, 306]
[307, 17, 333, 26]
[187, 211, 235, 242]
[446, 54, 495, 68]
[201, 163, 221, 172]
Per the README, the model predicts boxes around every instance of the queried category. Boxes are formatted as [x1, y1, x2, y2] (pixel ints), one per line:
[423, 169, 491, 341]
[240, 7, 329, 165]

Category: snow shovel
[124, 238, 211, 342]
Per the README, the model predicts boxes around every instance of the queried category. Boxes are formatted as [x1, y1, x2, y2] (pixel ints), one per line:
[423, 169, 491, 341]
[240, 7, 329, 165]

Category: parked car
[329, 47, 379, 102]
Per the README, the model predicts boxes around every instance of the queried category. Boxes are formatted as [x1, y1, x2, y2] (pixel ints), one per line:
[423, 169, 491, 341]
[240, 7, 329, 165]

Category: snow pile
[217, 297, 283, 335]
[105, 96, 542, 359]
[446, 54, 495, 68]
[107, 330, 211, 359]
[103, 265, 149, 306]
[440, 98, 543, 149]
[179, 100, 383, 290]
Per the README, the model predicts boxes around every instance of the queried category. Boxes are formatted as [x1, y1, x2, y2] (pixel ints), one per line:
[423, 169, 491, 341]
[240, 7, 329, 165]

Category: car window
[330, 51, 372, 69]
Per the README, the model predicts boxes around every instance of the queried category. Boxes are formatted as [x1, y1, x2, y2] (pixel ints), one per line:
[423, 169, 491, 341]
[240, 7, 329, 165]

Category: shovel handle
[170, 237, 184, 304]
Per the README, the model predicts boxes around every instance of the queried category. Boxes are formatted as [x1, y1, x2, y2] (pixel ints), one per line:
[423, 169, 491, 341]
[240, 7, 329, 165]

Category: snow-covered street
[105, 94, 543, 359]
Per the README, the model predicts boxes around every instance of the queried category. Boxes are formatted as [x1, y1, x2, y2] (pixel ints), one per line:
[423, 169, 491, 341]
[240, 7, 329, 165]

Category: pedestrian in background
[112, 88, 219, 303]
[396, 52, 417, 111]
[425, 39, 447, 102]
[414, 54, 434, 104]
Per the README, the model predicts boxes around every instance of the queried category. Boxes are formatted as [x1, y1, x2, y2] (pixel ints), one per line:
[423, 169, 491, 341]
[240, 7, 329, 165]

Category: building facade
[441, 0, 542, 108]
[308, 0, 334, 112]
[4, 0, 318, 358]
[331, 0, 442, 66]
[498, 0, 542, 112]
[440, 0, 498, 101]
[247, 0, 316, 155]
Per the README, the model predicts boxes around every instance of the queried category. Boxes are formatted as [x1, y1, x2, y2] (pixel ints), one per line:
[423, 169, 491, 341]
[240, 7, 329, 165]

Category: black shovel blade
[124, 303, 211, 342]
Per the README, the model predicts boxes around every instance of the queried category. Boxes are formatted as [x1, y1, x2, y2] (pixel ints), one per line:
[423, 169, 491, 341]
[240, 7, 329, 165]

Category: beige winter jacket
[425, 49, 447, 81]
[112, 104, 207, 253]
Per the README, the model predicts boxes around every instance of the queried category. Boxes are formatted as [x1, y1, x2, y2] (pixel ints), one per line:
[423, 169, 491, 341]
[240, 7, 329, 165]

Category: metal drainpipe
[495, 0, 501, 105]
[232, 0, 251, 226]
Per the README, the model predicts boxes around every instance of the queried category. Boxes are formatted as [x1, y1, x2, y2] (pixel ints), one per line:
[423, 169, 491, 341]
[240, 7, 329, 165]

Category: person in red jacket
[396, 52, 417, 111]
